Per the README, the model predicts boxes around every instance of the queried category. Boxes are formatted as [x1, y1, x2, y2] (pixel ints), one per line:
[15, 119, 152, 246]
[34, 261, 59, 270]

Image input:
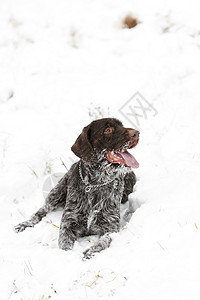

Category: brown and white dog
[15, 118, 139, 259]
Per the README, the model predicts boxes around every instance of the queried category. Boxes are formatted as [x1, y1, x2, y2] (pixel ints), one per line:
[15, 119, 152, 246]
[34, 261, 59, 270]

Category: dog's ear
[71, 124, 95, 162]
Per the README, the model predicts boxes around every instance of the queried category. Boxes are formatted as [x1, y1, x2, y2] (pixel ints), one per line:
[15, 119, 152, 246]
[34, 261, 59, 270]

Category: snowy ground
[1, 0, 200, 299]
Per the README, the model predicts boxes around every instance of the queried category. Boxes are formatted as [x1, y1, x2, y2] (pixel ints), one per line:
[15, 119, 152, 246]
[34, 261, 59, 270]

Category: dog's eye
[104, 127, 113, 135]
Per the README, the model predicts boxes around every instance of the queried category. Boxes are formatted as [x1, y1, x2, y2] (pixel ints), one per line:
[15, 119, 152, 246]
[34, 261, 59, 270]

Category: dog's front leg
[58, 209, 78, 251]
[14, 205, 49, 232]
[14, 172, 69, 233]
[83, 233, 112, 260]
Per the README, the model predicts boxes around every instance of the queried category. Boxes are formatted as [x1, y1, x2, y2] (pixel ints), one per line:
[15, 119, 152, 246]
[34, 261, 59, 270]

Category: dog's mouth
[105, 142, 139, 168]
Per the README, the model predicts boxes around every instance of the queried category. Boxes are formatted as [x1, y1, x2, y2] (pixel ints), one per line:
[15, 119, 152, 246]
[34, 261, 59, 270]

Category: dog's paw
[14, 222, 32, 233]
[82, 248, 95, 261]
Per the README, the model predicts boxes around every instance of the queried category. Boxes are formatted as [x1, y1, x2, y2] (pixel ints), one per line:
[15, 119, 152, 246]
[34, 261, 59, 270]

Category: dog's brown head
[71, 118, 139, 168]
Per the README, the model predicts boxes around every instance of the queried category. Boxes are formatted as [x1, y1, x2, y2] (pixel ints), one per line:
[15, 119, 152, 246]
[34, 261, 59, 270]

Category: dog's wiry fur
[15, 118, 139, 259]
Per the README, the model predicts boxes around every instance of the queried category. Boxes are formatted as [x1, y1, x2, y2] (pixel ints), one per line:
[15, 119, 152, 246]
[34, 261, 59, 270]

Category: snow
[1, 0, 200, 298]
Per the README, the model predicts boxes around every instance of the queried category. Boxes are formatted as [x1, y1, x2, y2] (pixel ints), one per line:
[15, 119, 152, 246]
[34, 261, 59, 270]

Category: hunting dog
[15, 118, 139, 259]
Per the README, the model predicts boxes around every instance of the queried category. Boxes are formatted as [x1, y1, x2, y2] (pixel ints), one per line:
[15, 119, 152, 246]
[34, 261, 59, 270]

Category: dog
[14, 118, 139, 259]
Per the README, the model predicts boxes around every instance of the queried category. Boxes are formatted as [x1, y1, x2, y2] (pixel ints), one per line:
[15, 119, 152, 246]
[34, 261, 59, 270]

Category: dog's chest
[67, 164, 125, 231]
[84, 179, 124, 229]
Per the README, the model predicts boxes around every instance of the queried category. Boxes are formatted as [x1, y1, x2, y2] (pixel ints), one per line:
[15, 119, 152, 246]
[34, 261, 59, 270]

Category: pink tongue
[118, 151, 139, 168]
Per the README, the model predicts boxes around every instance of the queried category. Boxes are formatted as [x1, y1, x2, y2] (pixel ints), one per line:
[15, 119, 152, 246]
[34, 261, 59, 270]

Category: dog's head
[71, 118, 139, 168]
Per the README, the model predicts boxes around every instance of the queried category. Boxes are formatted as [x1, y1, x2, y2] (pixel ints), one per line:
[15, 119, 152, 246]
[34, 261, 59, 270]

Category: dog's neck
[80, 150, 131, 185]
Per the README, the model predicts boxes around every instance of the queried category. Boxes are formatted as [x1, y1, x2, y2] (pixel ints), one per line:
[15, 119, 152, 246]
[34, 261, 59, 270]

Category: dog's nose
[128, 129, 140, 139]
